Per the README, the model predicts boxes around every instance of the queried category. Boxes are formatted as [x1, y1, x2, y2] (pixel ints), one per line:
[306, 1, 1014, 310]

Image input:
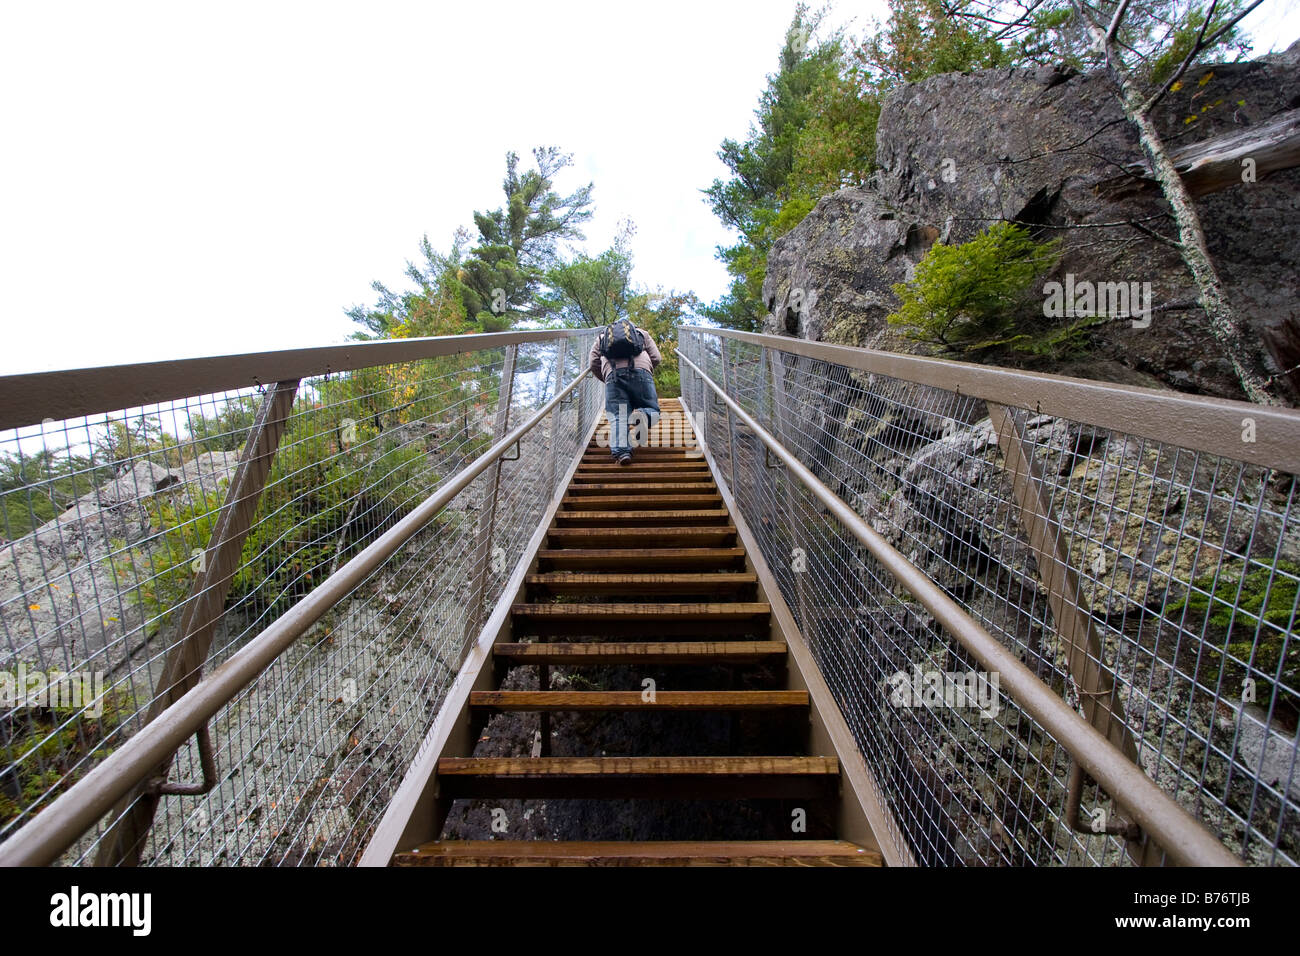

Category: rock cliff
[762, 41, 1300, 398]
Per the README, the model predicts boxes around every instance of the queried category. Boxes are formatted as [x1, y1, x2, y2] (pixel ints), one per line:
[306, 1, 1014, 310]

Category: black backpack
[600, 320, 645, 362]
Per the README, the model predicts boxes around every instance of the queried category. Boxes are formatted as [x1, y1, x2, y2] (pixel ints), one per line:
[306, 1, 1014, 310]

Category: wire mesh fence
[680, 327, 1299, 867]
[0, 331, 601, 865]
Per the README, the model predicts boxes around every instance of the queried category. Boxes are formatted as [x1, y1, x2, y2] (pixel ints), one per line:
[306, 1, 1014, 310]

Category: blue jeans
[604, 367, 660, 458]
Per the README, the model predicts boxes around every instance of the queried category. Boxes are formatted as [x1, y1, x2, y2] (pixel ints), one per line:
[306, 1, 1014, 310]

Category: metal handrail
[679, 350, 1242, 867]
[0, 328, 593, 431]
[0, 365, 591, 867]
[680, 327, 1300, 476]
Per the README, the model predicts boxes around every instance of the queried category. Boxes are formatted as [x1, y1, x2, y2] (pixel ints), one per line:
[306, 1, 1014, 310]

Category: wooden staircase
[392, 398, 881, 867]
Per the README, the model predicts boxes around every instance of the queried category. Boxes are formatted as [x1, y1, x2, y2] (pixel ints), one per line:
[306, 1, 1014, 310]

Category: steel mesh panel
[680, 328, 1298, 867]
[1, 333, 601, 865]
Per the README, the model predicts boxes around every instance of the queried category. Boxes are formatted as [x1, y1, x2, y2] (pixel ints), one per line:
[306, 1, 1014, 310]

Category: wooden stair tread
[554, 509, 732, 525]
[583, 444, 694, 451]
[546, 527, 736, 547]
[572, 472, 712, 482]
[469, 690, 807, 711]
[527, 571, 754, 585]
[547, 524, 735, 534]
[511, 602, 768, 618]
[394, 840, 881, 867]
[439, 756, 835, 775]
[576, 463, 710, 472]
[581, 454, 699, 462]
[434, 757, 836, 798]
[388, 410, 872, 861]
[525, 571, 756, 596]
[566, 483, 717, 493]
[560, 495, 722, 509]
[537, 547, 744, 564]
[493, 641, 786, 664]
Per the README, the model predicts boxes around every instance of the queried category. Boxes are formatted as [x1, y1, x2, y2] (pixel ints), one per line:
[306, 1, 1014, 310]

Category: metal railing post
[462, 346, 518, 649]
[547, 339, 569, 501]
[985, 401, 1149, 857]
[95, 379, 300, 866]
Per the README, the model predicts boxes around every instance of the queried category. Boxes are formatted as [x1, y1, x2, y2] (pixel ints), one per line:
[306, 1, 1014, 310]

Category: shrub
[113, 415, 435, 627]
[888, 222, 1062, 355]
[0, 685, 133, 827]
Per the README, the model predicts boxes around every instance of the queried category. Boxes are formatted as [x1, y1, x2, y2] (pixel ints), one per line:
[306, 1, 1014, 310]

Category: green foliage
[1173, 560, 1300, 708]
[0, 685, 133, 827]
[887, 222, 1062, 355]
[187, 395, 263, 453]
[349, 229, 474, 341]
[95, 415, 191, 473]
[0, 449, 110, 539]
[700, 0, 1256, 338]
[860, 0, 1009, 84]
[350, 147, 594, 338]
[458, 147, 594, 328]
[700, 1, 1008, 331]
[770, 195, 818, 240]
[786, 72, 880, 201]
[701, 5, 847, 331]
[111, 482, 227, 625]
[944, 0, 1256, 80]
[112, 393, 437, 626]
[1144, 1, 1254, 86]
[540, 232, 635, 328]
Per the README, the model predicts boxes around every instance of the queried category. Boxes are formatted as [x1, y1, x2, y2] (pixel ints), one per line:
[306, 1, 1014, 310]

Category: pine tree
[459, 147, 594, 330]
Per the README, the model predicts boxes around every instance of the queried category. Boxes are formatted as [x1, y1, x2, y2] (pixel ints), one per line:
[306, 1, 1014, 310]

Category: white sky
[1, 0, 1297, 377]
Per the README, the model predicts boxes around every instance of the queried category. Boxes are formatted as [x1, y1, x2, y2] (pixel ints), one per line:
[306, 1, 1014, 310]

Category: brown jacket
[588, 326, 662, 383]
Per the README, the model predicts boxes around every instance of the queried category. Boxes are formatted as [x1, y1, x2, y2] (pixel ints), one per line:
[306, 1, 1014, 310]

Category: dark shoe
[617, 454, 632, 466]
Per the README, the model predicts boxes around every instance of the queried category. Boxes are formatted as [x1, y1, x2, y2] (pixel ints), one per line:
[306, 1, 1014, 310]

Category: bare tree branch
[1141, 0, 1267, 113]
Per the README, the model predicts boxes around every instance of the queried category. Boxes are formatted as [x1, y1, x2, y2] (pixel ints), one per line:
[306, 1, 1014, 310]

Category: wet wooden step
[566, 482, 717, 495]
[469, 690, 807, 712]
[546, 527, 736, 548]
[579, 460, 702, 468]
[576, 462, 710, 473]
[535, 547, 746, 571]
[493, 641, 786, 665]
[510, 600, 769, 636]
[560, 495, 723, 510]
[553, 509, 732, 526]
[434, 756, 839, 799]
[393, 840, 881, 867]
[581, 449, 698, 460]
[512, 602, 769, 620]
[525, 571, 757, 595]
[571, 471, 712, 483]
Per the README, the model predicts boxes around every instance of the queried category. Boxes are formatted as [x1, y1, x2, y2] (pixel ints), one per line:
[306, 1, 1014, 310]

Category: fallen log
[1099, 107, 1300, 198]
